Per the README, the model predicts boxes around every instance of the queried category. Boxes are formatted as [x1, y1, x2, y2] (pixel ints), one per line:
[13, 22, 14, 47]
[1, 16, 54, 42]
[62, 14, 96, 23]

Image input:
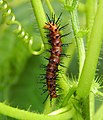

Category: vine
[0, 102, 73, 120]
[0, 0, 44, 55]
[0, 0, 103, 120]
[64, 0, 86, 78]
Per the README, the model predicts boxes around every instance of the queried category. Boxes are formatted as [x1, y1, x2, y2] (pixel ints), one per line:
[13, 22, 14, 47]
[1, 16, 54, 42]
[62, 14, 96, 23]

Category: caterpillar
[42, 13, 69, 102]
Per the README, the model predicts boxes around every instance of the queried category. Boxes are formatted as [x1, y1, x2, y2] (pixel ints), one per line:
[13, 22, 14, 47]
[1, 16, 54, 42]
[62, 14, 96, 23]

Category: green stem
[45, 0, 55, 14]
[81, 97, 90, 120]
[60, 83, 77, 107]
[96, 91, 103, 96]
[64, 0, 85, 78]
[0, 102, 45, 120]
[30, 0, 47, 46]
[86, 0, 97, 43]
[94, 104, 103, 120]
[77, 0, 103, 98]
[70, 10, 85, 78]
[0, 102, 74, 120]
[81, 92, 94, 120]
[78, 2, 85, 12]
[89, 92, 94, 120]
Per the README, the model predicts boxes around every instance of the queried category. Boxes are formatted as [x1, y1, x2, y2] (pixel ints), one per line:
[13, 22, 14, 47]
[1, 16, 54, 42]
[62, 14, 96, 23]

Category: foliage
[0, 0, 103, 120]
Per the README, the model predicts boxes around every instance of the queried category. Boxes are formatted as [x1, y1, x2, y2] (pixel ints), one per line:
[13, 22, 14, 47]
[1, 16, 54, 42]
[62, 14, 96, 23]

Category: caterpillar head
[44, 22, 58, 33]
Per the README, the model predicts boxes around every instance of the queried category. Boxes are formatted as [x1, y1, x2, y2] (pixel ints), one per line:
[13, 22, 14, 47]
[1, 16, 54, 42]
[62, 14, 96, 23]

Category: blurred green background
[0, 1, 46, 119]
[0, 0, 103, 119]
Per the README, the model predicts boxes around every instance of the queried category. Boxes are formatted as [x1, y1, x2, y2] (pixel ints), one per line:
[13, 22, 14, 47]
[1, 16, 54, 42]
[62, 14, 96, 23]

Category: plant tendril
[0, 0, 44, 55]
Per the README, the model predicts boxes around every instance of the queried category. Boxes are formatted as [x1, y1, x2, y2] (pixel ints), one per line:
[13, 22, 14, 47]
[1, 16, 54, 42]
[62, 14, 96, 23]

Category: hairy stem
[86, 0, 97, 43]
[77, 0, 103, 98]
[70, 9, 85, 78]
[0, 102, 74, 120]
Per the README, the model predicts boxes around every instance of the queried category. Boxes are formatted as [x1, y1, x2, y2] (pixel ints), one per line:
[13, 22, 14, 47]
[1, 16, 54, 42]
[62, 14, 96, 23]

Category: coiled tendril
[0, 0, 44, 55]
